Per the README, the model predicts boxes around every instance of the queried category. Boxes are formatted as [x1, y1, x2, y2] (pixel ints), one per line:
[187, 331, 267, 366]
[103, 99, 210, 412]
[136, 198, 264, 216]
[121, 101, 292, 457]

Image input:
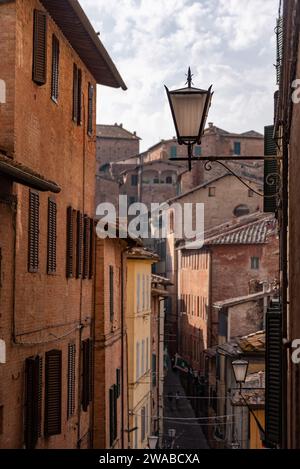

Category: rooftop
[39, 0, 126, 89]
[126, 247, 159, 261]
[213, 290, 273, 309]
[96, 124, 140, 140]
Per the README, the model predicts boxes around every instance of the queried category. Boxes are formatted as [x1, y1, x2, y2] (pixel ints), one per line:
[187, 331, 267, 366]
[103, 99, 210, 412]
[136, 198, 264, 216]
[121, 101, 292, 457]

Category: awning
[0, 154, 61, 193]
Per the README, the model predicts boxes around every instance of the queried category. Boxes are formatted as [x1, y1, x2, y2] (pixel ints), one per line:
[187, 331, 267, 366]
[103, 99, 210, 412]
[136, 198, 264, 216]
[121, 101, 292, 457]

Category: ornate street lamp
[231, 359, 249, 390]
[165, 68, 213, 170]
[148, 435, 159, 449]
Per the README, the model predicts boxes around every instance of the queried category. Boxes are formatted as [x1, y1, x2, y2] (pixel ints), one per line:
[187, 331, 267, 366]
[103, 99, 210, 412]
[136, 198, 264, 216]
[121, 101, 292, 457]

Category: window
[153, 177, 159, 184]
[32, 10, 47, 85]
[83, 215, 90, 279]
[134, 416, 138, 448]
[109, 266, 114, 322]
[141, 407, 146, 441]
[81, 339, 93, 412]
[251, 257, 260, 270]
[233, 204, 250, 217]
[45, 350, 62, 436]
[28, 190, 39, 273]
[142, 274, 145, 310]
[146, 337, 149, 371]
[66, 207, 76, 278]
[234, 141, 241, 155]
[137, 274, 140, 312]
[141, 340, 145, 375]
[208, 187, 216, 197]
[131, 174, 138, 186]
[116, 368, 121, 398]
[47, 198, 57, 274]
[195, 146, 202, 156]
[67, 344, 76, 419]
[170, 146, 177, 158]
[72, 64, 82, 125]
[76, 211, 83, 278]
[248, 189, 254, 197]
[136, 342, 140, 380]
[109, 385, 117, 446]
[129, 196, 137, 205]
[24, 356, 42, 449]
[152, 353, 157, 387]
[51, 35, 60, 102]
[0, 406, 3, 435]
[87, 83, 94, 135]
[166, 176, 173, 184]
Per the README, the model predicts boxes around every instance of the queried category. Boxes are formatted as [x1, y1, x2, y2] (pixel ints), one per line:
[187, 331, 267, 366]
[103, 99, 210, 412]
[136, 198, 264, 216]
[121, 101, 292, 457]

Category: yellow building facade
[126, 248, 158, 449]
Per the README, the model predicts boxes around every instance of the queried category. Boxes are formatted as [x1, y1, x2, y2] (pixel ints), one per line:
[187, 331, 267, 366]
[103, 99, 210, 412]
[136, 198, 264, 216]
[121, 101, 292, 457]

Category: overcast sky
[80, 0, 279, 151]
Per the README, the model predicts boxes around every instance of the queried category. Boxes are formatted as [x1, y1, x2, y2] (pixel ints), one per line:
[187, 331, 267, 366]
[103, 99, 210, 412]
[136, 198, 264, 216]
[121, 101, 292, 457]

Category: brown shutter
[109, 266, 114, 322]
[109, 385, 117, 446]
[89, 218, 95, 279]
[67, 343, 76, 419]
[47, 198, 57, 274]
[44, 350, 62, 436]
[51, 35, 59, 101]
[72, 64, 78, 122]
[66, 206, 74, 278]
[32, 10, 47, 85]
[24, 356, 42, 449]
[28, 190, 39, 273]
[76, 211, 83, 278]
[82, 339, 93, 412]
[83, 215, 90, 279]
[116, 368, 121, 398]
[77, 69, 82, 125]
[87, 83, 94, 135]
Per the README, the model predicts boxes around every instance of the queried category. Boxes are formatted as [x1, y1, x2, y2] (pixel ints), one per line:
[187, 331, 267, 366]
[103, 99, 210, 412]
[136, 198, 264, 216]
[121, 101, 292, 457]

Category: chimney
[120, 123, 123, 128]
[208, 122, 214, 128]
[133, 131, 136, 136]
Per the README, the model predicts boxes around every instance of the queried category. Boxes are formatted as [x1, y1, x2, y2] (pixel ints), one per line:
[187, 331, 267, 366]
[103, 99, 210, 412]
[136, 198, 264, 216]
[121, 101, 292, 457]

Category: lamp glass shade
[169, 90, 207, 140]
[232, 359, 249, 384]
[148, 435, 159, 449]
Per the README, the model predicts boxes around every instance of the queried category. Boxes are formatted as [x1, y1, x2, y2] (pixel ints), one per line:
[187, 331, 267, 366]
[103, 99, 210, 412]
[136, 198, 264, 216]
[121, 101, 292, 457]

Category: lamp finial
[186, 67, 193, 87]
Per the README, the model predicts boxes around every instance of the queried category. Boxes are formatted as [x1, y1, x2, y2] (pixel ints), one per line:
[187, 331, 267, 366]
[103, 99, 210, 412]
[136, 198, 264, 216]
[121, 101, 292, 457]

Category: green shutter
[265, 300, 282, 448]
[264, 125, 278, 213]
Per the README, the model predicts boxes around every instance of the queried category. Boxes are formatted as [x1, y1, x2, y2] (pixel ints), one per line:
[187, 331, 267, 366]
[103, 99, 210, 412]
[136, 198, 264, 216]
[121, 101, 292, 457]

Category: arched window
[233, 204, 250, 217]
[166, 176, 173, 184]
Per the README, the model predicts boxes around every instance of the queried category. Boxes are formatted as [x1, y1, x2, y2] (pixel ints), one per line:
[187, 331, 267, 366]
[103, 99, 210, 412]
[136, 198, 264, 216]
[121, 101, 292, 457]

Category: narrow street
[163, 357, 209, 450]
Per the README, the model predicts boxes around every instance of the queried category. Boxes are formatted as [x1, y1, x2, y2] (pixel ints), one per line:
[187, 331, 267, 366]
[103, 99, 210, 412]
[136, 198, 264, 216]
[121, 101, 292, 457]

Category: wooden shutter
[83, 215, 90, 279]
[24, 356, 42, 449]
[116, 368, 121, 398]
[77, 69, 82, 125]
[67, 343, 76, 419]
[276, 16, 283, 85]
[264, 125, 278, 213]
[44, 350, 62, 436]
[51, 35, 59, 101]
[82, 339, 93, 412]
[109, 266, 114, 322]
[47, 198, 57, 274]
[89, 218, 95, 279]
[72, 64, 78, 122]
[76, 211, 83, 278]
[66, 207, 74, 278]
[87, 83, 94, 135]
[28, 190, 39, 273]
[32, 10, 47, 85]
[265, 300, 282, 448]
[109, 385, 117, 446]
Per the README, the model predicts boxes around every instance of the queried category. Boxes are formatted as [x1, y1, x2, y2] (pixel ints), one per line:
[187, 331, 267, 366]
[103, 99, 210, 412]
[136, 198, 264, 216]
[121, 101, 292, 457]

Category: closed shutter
[264, 125, 278, 213]
[265, 300, 282, 448]
[83, 215, 90, 279]
[47, 198, 57, 274]
[28, 190, 39, 273]
[67, 343, 76, 419]
[82, 339, 93, 412]
[76, 211, 83, 278]
[66, 207, 74, 278]
[152, 353, 157, 387]
[51, 35, 60, 102]
[72, 64, 78, 122]
[89, 218, 94, 279]
[276, 16, 283, 85]
[87, 83, 94, 135]
[141, 407, 145, 441]
[113, 384, 117, 440]
[24, 356, 42, 449]
[77, 69, 82, 125]
[109, 386, 115, 446]
[109, 266, 114, 322]
[32, 10, 47, 85]
[44, 350, 62, 436]
[116, 368, 121, 398]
